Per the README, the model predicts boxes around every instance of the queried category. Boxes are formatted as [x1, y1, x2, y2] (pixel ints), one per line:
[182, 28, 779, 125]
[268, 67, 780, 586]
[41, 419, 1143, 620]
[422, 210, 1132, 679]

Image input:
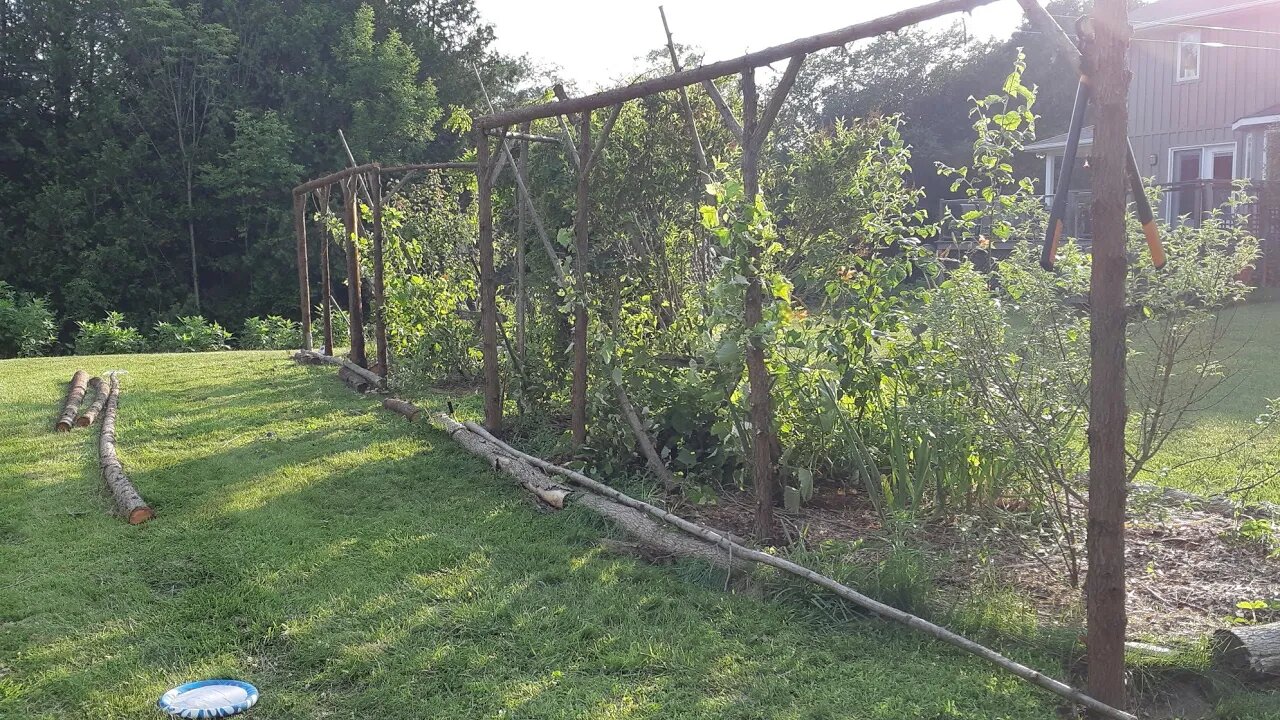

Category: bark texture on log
[338, 365, 371, 394]
[75, 377, 106, 428]
[461, 420, 1135, 720]
[98, 375, 154, 525]
[56, 370, 90, 432]
[1215, 622, 1280, 678]
[382, 397, 422, 421]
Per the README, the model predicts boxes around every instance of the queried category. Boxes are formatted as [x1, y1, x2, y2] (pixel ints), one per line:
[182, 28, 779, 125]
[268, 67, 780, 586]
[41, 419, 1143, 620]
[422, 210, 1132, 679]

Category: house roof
[1234, 103, 1280, 130]
[1131, 0, 1280, 29]
[1024, 126, 1094, 154]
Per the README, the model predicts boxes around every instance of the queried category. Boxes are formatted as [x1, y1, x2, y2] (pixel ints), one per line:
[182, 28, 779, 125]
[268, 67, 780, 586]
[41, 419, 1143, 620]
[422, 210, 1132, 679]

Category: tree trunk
[55, 370, 89, 432]
[571, 110, 592, 448]
[75, 376, 107, 428]
[320, 196, 333, 356]
[516, 121, 529, 362]
[1085, 2, 1132, 715]
[1215, 622, 1280, 678]
[187, 169, 201, 311]
[98, 375, 154, 524]
[370, 168, 389, 376]
[295, 192, 313, 351]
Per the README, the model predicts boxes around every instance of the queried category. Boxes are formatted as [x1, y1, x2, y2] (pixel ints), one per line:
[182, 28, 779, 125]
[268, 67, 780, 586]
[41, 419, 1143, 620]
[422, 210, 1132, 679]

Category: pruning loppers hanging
[1041, 16, 1166, 272]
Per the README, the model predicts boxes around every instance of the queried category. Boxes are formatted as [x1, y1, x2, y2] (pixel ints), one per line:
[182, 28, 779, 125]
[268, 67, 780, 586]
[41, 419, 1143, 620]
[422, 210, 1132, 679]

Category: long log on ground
[461, 421, 1136, 720]
[98, 375, 154, 525]
[293, 349, 385, 389]
[438, 415, 745, 571]
[75, 377, 107, 428]
[476, 0, 996, 130]
[338, 366, 371, 394]
[382, 397, 422, 421]
[1215, 622, 1280, 678]
[55, 370, 90, 432]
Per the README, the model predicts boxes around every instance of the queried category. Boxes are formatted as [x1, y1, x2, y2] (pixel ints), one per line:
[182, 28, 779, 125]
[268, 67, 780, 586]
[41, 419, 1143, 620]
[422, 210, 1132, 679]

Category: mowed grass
[1147, 295, 1280, 504]
[0, 351, 1062, 719]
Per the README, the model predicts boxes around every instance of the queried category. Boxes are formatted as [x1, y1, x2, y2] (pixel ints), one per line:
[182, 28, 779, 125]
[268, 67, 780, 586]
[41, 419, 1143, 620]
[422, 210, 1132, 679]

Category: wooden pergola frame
[292, 161, 477, 375]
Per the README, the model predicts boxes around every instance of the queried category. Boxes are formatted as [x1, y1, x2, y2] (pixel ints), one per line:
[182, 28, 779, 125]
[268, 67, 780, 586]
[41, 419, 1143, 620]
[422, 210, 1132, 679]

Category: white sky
[474, 0, 1026, 91]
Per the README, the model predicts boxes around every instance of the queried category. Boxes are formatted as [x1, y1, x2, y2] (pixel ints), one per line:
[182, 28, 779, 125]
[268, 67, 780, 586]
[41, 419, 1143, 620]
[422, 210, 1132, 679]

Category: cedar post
[1085, 1, 1131, 714]
[371, 167, 389, 375]
[570, 109, 592, 448]
[516, 121, 530, 362]
[294, 192, 313, 350]
[740, 68, 776, 542]
[318, 187, 334, 356]
[343, 179, 368, 367]
[477, 127, 502, 431]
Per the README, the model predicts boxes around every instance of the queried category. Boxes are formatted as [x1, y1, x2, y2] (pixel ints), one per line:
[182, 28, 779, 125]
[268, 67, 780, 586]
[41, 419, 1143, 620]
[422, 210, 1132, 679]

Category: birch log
[1215, 622, 1280, 678]
[75, 377, 107, 428]
[98, 375, 154, 525]
[382, 397, 422, 421]
[55, 370, 89, 432]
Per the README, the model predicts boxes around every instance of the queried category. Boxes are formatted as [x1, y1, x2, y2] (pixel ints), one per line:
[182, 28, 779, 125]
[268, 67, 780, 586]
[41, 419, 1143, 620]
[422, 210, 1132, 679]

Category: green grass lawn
[1147, 295, 1280, 504]
[0, 351, 1067, 719]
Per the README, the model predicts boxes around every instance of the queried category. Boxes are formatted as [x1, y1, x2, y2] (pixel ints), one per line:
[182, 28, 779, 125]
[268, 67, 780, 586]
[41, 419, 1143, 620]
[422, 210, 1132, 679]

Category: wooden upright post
[343, 179, 367, 367]
[477, 127, 502, 431]
[318, 188, 334, 356]
[1085, 2, 1131, 715]
[516, 122, 530, 362]
[294, 192, 312, 350]
[739, 68, 776, 543]
[370, 167, 389, 375]
[570, 109, 592, 448]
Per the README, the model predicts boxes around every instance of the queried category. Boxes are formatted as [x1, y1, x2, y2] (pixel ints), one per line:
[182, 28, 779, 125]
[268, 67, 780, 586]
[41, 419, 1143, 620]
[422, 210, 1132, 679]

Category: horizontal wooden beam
[485, 130, 562, 145]
[475, 0, 997, 130]
[294, 162, 477, 195]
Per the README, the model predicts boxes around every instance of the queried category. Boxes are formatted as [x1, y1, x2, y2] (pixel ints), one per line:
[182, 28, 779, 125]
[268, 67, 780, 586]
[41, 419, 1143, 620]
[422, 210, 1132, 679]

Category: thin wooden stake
[294, 193, 313, 350]
[658, 5, 708, 172]
[476, 127, 502, 431]
[516, 122, 530, 362]
[343, 179, 367, 368]
[317, 188, 334, 356]
[370, 168, 389, 375]
[570, 109, 592, 448]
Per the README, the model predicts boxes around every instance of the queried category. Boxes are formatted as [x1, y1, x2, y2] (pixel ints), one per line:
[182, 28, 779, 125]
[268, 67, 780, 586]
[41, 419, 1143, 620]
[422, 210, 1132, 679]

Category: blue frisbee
[157, 679, 258, 718]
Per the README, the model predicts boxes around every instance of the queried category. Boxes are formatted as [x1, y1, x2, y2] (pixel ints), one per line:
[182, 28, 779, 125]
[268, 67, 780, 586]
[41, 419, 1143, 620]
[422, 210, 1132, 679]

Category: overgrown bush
[240, 315, 300, 349]
[0, 281, 56, 358]
[151, 315, 232, 352]
[75, 311, 147, 355]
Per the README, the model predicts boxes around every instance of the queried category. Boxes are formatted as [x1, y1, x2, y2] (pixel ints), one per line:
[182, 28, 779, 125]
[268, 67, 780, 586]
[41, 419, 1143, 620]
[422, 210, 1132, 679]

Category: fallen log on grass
[75, 377, 107, 428]
[98, 375, 154, 525]
[338, 365, 371, 394]
[293, 349, 385, 389]
[55, 370, 90, 432]
[382, 397, 422, 421]
[437, 414, 746, 571]
[461, 420, 1136, 720]
[1215, 622, 1280, 678]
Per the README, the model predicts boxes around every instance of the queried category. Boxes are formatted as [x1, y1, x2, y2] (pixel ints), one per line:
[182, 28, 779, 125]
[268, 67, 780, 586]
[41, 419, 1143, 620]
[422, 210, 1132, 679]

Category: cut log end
[55, 421, 73, 432]
[1214, 623, 1280, 678]
[127, 506, 156, 525]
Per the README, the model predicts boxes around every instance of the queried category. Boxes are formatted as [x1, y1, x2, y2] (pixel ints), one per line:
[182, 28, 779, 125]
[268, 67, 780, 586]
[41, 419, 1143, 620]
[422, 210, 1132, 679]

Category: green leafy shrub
[152, 315, 232, 352]
[240, 315, 301, 350]
[0, 281, 56, 358]
[75, 311, 147, 355]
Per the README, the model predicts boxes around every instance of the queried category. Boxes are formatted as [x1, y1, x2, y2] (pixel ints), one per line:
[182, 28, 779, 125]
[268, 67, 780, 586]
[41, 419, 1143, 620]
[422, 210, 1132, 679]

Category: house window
[1177, 31, 1200, 81]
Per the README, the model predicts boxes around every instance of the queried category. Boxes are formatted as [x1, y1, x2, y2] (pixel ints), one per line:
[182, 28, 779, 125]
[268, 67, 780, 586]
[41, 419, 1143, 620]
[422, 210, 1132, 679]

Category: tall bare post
[294, 192, 313, 350]
[1086, 2, 1131, 714]
[318, 188, 334, 356]
[739, 69, 776, 542]
[477, 127, 502, 431]
[571, 110, 593, 448]
[516, 122, 530, 361]
[370, 167, 389, 375]
[343, 178, 367, 368]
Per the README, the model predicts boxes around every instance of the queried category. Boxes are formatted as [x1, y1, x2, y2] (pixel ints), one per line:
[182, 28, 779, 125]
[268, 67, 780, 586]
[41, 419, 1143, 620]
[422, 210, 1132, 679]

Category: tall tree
[122, 0, 235, 311]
